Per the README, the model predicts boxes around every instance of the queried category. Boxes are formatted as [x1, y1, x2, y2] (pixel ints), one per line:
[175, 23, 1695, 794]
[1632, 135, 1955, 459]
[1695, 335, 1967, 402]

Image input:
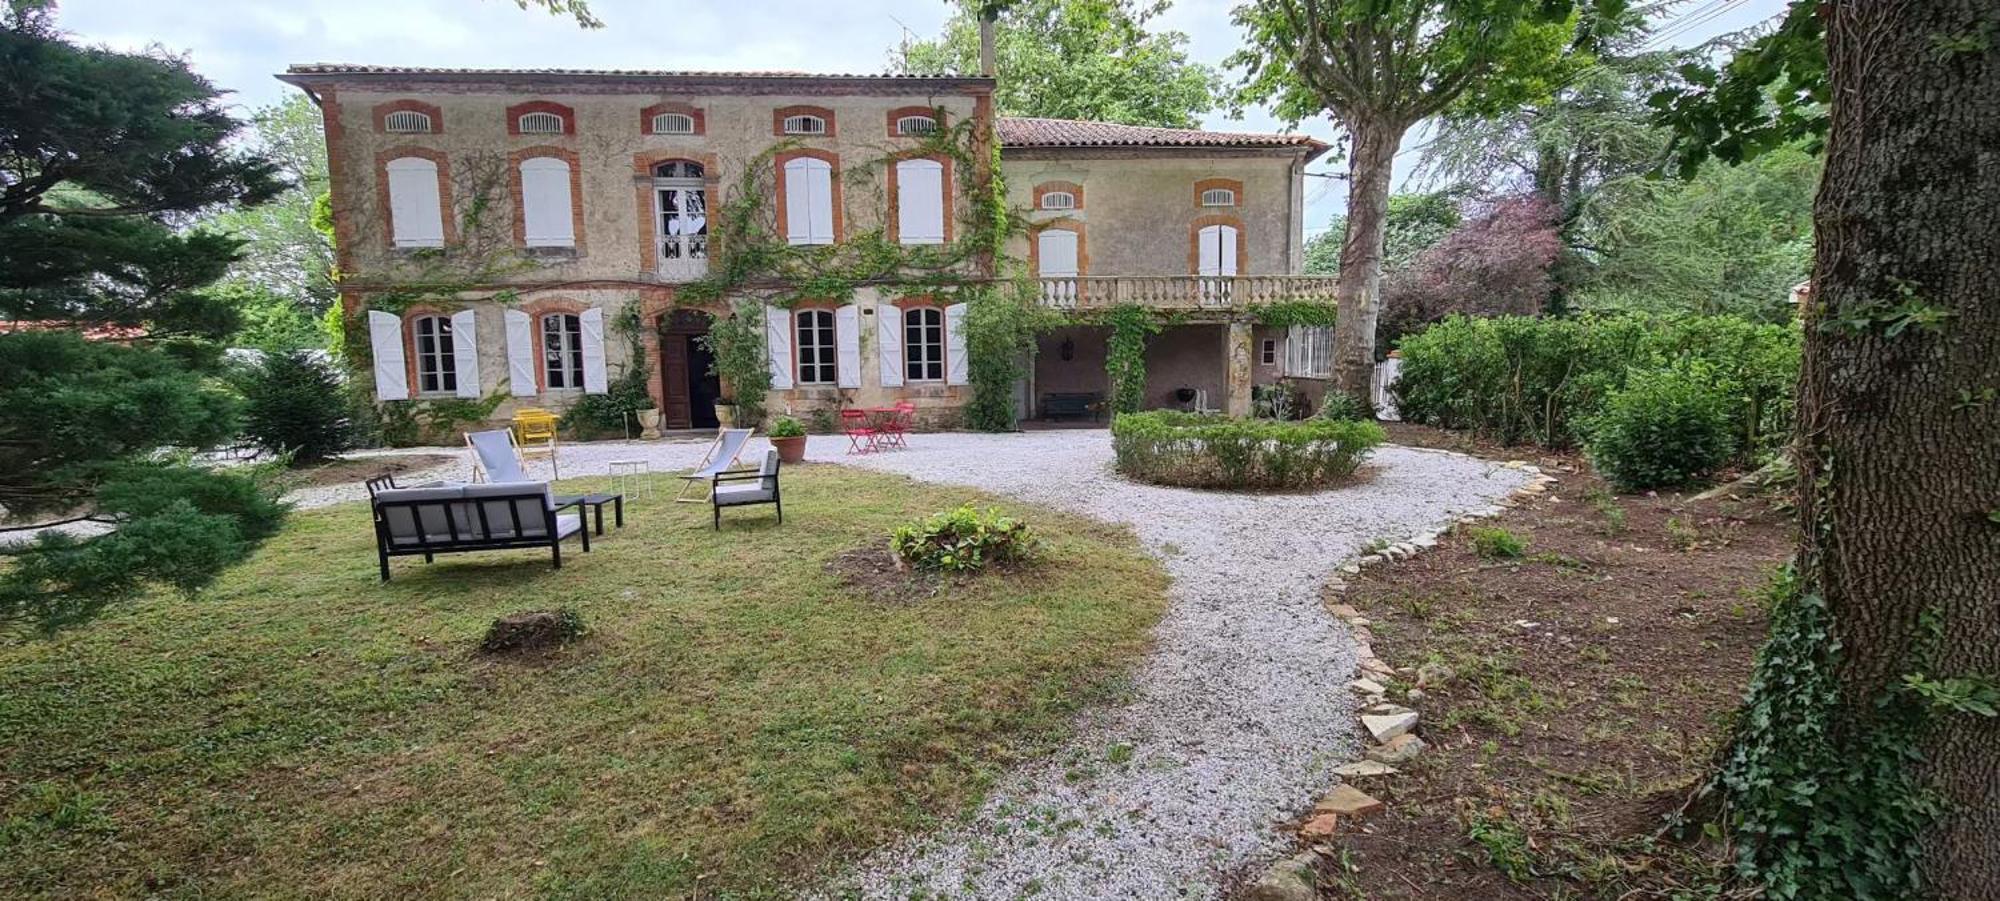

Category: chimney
[978, 9, 997, 77]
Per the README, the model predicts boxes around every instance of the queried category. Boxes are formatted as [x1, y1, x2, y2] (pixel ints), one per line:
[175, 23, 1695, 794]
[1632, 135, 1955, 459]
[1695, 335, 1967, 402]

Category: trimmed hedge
[1583, 362, 1742, 491]
[1112, 411, 1385, 490]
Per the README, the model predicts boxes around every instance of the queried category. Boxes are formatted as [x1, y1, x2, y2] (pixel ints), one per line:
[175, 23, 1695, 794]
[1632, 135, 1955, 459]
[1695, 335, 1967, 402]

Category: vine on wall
[1248, 300, 1338, 329]
[1102, 304, 1160, 415]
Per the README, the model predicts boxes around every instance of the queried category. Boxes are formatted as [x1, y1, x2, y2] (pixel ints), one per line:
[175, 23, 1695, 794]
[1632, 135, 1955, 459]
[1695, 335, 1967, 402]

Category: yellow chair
[512, 408, 562, 481]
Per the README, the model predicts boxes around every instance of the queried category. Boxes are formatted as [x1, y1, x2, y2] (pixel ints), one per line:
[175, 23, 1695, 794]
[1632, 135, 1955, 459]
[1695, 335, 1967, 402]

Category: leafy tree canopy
[1651, 0, 1826, 177]
[1305, 189, 1465, 276]
[894, 0, 1221, 128]
[204, 95, 337, 320]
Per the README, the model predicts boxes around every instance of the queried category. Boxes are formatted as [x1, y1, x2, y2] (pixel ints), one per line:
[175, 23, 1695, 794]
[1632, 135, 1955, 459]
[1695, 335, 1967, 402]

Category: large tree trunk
[1330, 115, 1403, 407]
[1796, 1, 1999, 893]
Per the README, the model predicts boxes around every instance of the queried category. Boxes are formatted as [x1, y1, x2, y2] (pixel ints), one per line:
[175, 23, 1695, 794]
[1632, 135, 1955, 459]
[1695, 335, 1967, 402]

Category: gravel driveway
[821, 429, 1530, 899]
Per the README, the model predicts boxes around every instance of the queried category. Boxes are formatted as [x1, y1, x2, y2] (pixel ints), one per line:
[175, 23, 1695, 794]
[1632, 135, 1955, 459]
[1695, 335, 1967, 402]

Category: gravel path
[282, 438, 733, 510]
[820, 430, 1530, 899]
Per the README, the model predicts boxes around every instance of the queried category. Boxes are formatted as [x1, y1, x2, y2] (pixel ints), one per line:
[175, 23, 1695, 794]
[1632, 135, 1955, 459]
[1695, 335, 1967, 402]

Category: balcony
[1037, 275, 1341, 313]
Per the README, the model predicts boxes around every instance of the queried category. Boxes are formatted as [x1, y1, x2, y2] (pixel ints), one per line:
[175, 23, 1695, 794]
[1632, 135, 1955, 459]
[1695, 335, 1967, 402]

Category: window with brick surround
[895, 115, 938, 136]
[894, 158, 945, 245]
[412, 315, 457, 394]
[384, 156, 445, 248]
[1039, 190, 1077, 211]
[651, 112, 696, 134]
[782, 114, 827, 135]
[517, 111, 565, 135]
[518, 156, 575, 247]
[384, 110, 432, 133]
[904, 307, 944, 382]
[542, 313, 585, 390]
[795, 309, 837, 385]
[782, 156, 835, 245]
[1201, 187, 1237, 207]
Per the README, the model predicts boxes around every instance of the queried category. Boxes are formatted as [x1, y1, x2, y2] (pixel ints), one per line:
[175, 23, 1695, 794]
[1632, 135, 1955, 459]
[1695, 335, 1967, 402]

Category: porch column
[1225, 318, 1253, 417]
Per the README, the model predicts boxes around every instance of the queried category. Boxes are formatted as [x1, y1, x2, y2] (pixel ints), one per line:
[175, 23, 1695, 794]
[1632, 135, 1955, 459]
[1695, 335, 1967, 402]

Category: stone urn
[714, 401, 737, 428]
[636, 408, 663, 440]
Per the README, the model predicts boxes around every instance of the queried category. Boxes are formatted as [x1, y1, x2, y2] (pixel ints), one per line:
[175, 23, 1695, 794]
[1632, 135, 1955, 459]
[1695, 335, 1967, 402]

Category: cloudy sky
[55, 0, 1788, 236]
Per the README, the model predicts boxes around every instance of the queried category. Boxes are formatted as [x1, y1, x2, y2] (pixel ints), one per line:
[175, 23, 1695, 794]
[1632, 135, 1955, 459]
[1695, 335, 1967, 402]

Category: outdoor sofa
[370, 481, 589, 580]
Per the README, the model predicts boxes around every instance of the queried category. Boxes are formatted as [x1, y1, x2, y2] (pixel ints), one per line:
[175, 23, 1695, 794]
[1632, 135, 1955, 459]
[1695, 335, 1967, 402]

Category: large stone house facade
[278, 64, 1339, 431]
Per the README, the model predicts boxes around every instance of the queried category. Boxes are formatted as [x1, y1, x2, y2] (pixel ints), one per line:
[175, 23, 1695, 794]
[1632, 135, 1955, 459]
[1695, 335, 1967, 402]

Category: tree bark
[1330, 115, 1404, 407]
[1801, 1, 2000, 893]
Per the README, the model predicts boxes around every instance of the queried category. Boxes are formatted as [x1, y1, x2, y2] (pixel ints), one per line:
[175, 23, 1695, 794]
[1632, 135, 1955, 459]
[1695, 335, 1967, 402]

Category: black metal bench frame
[371, 489, 588, 581]
[1041, 391, 1104, 421]
[712, 461, 783, 530]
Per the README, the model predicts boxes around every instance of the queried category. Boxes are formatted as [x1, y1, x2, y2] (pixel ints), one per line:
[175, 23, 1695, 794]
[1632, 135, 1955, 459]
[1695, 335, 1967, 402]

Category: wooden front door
[661, 333, 692, 429]
[660, 309, 716, 430]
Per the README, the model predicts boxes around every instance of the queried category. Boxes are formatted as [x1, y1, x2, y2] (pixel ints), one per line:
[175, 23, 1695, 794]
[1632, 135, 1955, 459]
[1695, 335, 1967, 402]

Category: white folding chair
[676, 428, 755, 502]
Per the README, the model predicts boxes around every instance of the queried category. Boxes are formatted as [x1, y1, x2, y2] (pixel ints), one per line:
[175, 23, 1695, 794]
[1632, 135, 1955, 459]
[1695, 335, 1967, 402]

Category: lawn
[0, 465, 1169, 898]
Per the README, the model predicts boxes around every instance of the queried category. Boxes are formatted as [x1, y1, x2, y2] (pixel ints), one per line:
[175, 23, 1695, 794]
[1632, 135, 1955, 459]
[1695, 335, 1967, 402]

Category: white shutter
[385, 157, 444, 248]
[1037, 229, 1078, 277]
[367, 310, 409, 400]
[877, 305, 904, 388]
[579, 307, 608, 394]
[784, 158, 834, 246]
[450, 309, 480, 398]
[764, 304, 794, 390]
[834, 304, 861, 388]
[1198, 225, 1238, 276]
[505, 309, 536, 396]
[895, 159, 945, 245]
[944, 302, 969, 386]
[519, 157, 574, 247]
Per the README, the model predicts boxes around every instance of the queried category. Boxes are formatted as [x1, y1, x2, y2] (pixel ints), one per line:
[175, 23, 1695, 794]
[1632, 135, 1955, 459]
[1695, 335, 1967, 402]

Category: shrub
[1315, 391, 1371, 423]
[1583, 364, 1741, 492]
[891, 505, 1039, 573]
[1469, 526, 1527, 559]
[768, 416, 806, 438]
[238, 350, 351, 463]
[1111, 411, 1385, 490]
[560, 368, 652, 439]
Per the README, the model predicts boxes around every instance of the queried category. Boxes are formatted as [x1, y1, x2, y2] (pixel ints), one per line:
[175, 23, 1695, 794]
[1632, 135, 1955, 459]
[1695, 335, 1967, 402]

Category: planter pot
[770, 435, 808, 464]
[636, 408, 663, 440]
[715, 403, 737, 428]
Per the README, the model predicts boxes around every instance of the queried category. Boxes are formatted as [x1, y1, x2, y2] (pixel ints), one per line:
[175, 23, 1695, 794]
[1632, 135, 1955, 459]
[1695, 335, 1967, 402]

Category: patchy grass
[0, 466, 1168, 898]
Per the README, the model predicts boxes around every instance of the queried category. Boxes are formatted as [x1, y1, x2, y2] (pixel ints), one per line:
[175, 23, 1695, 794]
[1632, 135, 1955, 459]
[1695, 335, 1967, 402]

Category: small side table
[608, 459, 651, 499]
[554, 493, 624, 536]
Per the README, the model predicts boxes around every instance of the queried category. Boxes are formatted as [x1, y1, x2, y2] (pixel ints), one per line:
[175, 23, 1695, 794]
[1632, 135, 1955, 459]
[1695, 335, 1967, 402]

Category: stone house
[277, 63, 1339, 432]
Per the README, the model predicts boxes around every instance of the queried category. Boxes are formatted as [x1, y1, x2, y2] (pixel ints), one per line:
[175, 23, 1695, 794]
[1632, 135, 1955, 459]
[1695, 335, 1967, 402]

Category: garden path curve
[823, 430, 1530, 899]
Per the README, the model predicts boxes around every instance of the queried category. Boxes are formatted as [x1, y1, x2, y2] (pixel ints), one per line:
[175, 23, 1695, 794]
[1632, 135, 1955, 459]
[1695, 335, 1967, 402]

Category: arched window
[518, 156, 575, 248]
[1200, 187, 1237, 207]
[541, 313, 584, 390]
[1038, 191, 1077, 211]
[904, 307, 944, 382]
[653, 160, 708, 278]
[651, 112, 696, 135]
[795, 309, 836, 385]
[411, 314, 456, 394]
[384, 110, 432, 134]
[517, 111, 565, 135]
[782, 114, 827, 135]
[895, 115, 938, 136]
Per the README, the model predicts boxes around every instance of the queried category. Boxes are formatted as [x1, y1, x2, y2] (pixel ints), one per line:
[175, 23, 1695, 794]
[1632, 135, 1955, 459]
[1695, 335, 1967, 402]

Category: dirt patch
[825, 544, 1037, 605]
[294, 454, 456, 489]
[1311, 427, 1791, 899]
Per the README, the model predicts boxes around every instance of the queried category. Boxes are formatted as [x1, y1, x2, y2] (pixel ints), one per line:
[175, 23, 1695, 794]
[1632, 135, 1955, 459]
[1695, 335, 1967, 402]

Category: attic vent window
[1201, 187, 1238, 207]
[783, 114, 827, 135]
[518, 111, 565, 134]
[1039, 191, 1077, 211]
[895, 115, 938, 136]
[384, 110, 432, 133]
[651, 112, 696, 135]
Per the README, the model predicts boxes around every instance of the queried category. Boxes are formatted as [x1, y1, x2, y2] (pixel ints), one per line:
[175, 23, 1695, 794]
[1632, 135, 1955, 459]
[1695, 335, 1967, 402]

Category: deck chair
[676, 427, 755, 502]
[467, 429, 532, 483]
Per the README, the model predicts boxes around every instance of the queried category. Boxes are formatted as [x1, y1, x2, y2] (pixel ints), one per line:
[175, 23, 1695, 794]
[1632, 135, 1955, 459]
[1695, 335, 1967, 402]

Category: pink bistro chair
[878, 402, 916, 450]
[839, 409, 878, 454]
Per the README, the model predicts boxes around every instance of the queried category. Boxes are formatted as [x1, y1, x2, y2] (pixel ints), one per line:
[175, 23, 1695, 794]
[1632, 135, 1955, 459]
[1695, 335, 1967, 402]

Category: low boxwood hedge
[1111, 411, 1386, 490]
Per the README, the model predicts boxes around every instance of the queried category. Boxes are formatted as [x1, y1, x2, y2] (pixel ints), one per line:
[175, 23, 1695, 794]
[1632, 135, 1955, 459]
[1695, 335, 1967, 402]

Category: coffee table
[553, 492, 624, 535]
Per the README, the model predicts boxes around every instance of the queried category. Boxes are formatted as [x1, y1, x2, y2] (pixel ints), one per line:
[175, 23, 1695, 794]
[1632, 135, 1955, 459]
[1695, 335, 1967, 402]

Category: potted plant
[768, 415, 808, 463]
[714, 397, 737, 428]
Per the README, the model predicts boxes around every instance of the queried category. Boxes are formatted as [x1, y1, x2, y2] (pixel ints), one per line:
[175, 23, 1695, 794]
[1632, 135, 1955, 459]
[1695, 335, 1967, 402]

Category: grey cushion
[376, 486, 471, 545]
[714, 484, 775, 506]
[460, 481, 554, 538]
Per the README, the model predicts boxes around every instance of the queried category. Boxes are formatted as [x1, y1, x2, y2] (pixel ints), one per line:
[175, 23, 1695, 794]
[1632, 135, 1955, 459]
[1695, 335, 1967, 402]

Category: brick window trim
[790, 303, 843, 387]
[507, 145, 587, 252]
[506, 100, 577, 137]
[772, 104, 837, 138]
[400, 304, 457, 397]
[1193, 177, 1245, 208]
[631, 151, 722, 275]
[1188, 213, 1249, 275]
[885, 153, 955, 245]
[519, 296, 591, 394]
[374, 146, 457, 249]
[640, 101, 706, 136]
[772, 148, 845, 244]
[372, 99, 443, 134]
[892, 299, 950, 384]
[885, 105, 945, 138]
[1033, 180, 1085, 210]
[1027, 219, 1088, 277]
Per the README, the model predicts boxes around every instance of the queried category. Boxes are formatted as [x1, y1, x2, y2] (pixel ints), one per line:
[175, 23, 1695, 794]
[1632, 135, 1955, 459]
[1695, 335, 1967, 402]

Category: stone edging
[1242, 456, 1560, 901]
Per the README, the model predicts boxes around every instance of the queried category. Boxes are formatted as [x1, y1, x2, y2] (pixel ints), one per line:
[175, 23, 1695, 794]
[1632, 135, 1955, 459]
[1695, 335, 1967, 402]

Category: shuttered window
[518, 156, 575, 248]
[1201, 187, 1237, 207]
[795, 309, 837, 385]
[1196, 224, 1239, 276]
[517, 111, 565, 134]
[385, 156, 444, 248]
[651, 112, 696, 134]
[384, 110, 432, 133]
[412, 315, 457, 394]
[904, 307, 944, 382]
[1037, 229, 1079, 277]
[895, 115, 937, 136]
[895, 158, 945, 245]
[542, 313, 584, 390]
[782, 114, 827, 135]
[1039, 191, 1076, 211]
[782, 157, 835, 245]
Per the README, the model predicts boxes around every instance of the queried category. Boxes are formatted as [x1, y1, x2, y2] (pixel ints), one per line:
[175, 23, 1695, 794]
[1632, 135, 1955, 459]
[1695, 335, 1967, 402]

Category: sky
[54, 0, 1791, 238]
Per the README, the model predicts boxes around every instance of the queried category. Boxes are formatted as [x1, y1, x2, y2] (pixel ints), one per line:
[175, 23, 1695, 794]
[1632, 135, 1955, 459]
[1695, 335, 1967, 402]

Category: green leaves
[1110, 410, 1386, 489]
[890, 504, 1040, 573]
[1902, 674, 2000, 718]
[1653, 1, 1827, 177]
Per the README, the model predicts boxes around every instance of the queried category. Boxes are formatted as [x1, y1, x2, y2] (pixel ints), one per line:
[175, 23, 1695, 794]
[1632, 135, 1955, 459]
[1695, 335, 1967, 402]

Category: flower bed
[1111, 411, 1386, 490]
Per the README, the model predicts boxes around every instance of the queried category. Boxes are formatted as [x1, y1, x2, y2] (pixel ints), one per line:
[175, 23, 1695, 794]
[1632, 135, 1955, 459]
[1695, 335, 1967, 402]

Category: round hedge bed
[1111, 411, 1387, 490]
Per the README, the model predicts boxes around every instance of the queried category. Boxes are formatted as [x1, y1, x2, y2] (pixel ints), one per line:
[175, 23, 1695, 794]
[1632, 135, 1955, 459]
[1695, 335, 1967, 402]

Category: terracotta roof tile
[997, 116, 1326, 151]
[282, 64, 980, 82]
